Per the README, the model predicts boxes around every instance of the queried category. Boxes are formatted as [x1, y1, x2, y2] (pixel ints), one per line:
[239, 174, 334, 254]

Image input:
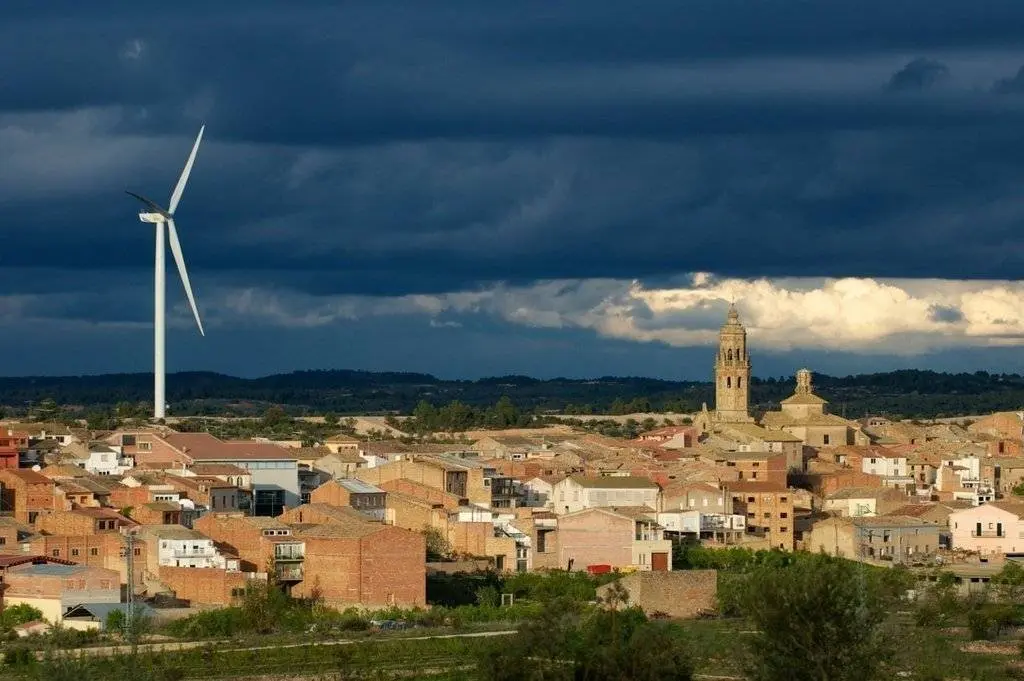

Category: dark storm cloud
[6, 1, 1024, 377]
[928, 304, 965, 323]
[993, 66, 1024, 94]
[884, 58, 952, 93]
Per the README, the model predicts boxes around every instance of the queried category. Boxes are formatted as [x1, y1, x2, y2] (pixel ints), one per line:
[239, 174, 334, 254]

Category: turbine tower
[126, 126, 206, 420]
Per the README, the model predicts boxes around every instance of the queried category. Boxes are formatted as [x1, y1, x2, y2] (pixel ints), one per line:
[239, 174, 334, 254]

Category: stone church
[694, 305, 867, 448]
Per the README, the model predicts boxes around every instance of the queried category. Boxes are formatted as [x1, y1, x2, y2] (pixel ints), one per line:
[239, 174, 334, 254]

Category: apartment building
[723, 481, 795, 550]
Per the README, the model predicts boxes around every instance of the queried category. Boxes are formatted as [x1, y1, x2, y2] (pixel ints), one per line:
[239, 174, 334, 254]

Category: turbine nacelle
[139, 212, 166, 224]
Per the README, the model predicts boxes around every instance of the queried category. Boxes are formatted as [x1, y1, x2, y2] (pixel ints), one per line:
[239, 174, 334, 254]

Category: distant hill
[1, 368, 1023, 420]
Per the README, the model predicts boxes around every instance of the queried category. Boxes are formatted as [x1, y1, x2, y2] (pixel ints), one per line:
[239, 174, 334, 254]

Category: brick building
[310, 479, 387, 521]
[131, 502, 183, 526]
[354, 456, 490, 507]
[3, 563, 120, 623]
[723, 481, 795, 550]
[194, 513, 306, 585]
[26, 532, 146, 588]
[35, 508, 137, 536]
[283, 521, 425, 608]
[556, 506, 672, 572]
[0, 468, 58, 524]
[157, 566, 251, 606]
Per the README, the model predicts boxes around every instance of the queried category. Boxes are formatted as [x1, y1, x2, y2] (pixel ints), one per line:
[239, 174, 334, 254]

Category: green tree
[260, 406, 289, 430]
[0, 603, 44, 631]
[734, 553, 902, 681]
[33, 398, 59, 422]
[478, 595, 693, 681]
[423, 527, 454, 561]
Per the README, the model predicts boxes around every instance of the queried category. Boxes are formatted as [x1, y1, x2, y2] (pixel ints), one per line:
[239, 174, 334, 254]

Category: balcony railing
[276, 566, 304, 582]
[971, 531, 1005, 538]
[274, 545, 305, 561]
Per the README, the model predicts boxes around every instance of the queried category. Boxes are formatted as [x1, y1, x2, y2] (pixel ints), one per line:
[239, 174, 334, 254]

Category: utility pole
[124, 533, 136, 645]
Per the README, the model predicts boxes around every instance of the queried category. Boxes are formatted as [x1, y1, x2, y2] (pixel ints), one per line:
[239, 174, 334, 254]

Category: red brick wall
[813, 470, 884, 496]
[0, 471, 57, 523]
[132, 506, 181, 526]
[27, 534, 146, 586]
[309, 483, 351, 507]
[359, 526, 425, 607]
[293, 527, 425, 608]
[110, 486, 154, 509]
[35, 510, 96, 536]
[158, 566, 250, 606]
[0, 523, 16, 549]
[194, 514, 273, 571]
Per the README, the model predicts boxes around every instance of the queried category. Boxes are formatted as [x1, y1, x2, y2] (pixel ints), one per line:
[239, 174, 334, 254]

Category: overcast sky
[5, 1, 1024, 380]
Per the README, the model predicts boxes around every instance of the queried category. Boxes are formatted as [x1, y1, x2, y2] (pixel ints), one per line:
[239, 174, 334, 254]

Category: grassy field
[4, 615, 1023, 680]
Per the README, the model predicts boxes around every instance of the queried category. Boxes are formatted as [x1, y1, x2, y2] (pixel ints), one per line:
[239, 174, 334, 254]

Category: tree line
[8, 368, 1024, 422]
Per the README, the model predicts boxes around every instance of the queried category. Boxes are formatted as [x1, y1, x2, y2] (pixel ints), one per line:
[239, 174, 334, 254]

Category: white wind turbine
[126, 126, 206, 420]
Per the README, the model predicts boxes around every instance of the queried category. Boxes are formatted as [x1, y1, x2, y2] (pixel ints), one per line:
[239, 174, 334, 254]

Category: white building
[862, 454, 908, 478]
[79, 444, 134, 476]
[520, 476, 556, 508]
[551, 476, 661, 515]
[144, 526, 239, 570]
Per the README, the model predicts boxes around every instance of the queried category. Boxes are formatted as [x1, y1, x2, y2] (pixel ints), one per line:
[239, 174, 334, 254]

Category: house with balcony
[949, 501, 1024, 556]
[483, 467, 519, 509]
[278, 504, 427, 607]
[140, 525, 239, 570]
[556, 506, 672, 572]
[656, 510, 746, 543]
[78, 443, 134, 476]
[193, 513, 306, 586]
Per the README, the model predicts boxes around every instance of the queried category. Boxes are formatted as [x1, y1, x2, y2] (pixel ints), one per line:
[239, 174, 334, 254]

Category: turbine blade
[126, 191, 169, 216]
[168, 125, 205, 215]
[166, 219, 205, 337]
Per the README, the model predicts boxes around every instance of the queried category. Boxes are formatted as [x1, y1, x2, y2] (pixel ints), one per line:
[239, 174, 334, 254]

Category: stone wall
[598, 570, 718, 619]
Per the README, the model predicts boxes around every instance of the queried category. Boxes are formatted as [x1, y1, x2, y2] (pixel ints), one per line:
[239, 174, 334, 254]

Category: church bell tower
[714, 303, 753, 423]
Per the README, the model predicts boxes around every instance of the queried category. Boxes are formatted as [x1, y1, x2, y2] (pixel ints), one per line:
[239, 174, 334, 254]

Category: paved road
[45, 628, 518, 659]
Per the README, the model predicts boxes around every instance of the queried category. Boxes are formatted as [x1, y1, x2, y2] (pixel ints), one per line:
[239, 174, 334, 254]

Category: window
[779, 527, 788, 533]
[727, 377, 732, 388]
[0, 537, 5, 546]
[780, 512, 788, 519]
[747, 496, 755, 503]
[134, 548, 141, 556]
[71, 548, 80, 557]
[823, 434, 831, 445]
[52, 549, 60, 557]
[780, 496, 788, 503]
[90, 548, 98, 556]
[737, 377, 743, 389]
